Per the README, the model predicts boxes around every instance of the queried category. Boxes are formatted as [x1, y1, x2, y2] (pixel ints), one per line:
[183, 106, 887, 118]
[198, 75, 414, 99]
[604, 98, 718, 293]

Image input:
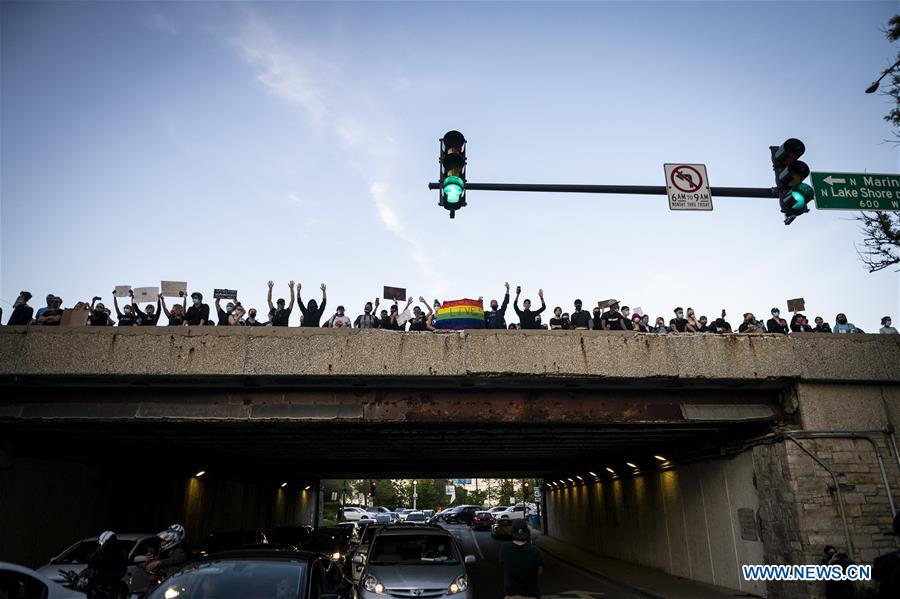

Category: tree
[858, 15, 900, 272]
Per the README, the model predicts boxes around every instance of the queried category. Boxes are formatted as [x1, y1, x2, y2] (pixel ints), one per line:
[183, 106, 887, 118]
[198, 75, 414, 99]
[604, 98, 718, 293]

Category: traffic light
[770, 138, 813, 225]
[370, 480, 376, 497]
[439, 130, 467, 218]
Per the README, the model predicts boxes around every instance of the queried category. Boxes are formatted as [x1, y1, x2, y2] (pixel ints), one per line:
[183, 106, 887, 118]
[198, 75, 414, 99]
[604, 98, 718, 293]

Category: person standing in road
[499, 519, 543, 599]
[485, 282, 511, 329]
[514, 286, 545, 329]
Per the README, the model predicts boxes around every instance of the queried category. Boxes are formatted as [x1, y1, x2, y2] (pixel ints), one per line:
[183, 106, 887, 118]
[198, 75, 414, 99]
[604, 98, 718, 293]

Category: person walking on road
[499, 519, 543, 599]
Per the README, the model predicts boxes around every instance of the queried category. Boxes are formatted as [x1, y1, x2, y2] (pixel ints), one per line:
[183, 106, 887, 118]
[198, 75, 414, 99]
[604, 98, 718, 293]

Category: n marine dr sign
[811, 172, 900, 211]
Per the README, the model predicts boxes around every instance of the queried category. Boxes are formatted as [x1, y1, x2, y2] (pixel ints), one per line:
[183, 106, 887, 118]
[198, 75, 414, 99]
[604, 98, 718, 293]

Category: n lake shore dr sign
[811, 172, 900, 211]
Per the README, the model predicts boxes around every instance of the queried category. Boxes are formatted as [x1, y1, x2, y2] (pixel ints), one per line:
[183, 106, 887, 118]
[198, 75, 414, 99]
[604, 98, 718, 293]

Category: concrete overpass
[1, 327, 899, 597]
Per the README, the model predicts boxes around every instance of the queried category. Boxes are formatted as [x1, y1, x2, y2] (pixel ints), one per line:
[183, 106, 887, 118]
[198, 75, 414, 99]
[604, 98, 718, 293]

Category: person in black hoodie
[484, 282, 510, 329]
[767, 308, 789, 335]
[185, 292, 210, 326]
[514, 286, 545, 329]
[790, 313, 813, 332]
[297, 283, 327, 327]
[6, 291, 34, 325]
[813, 316, 832, 333]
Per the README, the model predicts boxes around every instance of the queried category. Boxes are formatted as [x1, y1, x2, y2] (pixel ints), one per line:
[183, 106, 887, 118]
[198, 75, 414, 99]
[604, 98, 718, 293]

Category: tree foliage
[857, 14, 900, 272]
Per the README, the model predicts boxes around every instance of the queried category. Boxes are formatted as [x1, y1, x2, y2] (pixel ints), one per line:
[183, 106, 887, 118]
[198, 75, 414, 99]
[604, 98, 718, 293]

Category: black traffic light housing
[439, 130, 467, 219]
[770, 138, 813, 225]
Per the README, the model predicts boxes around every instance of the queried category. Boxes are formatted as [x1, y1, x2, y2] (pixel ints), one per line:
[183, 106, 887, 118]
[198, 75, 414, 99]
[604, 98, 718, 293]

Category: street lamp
[413, 480, 418, 510]
[865, 58, 900, 93]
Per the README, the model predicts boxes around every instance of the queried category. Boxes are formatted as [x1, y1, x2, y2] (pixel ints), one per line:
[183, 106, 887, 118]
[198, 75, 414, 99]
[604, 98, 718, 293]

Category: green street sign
[811, 172, 900, 211]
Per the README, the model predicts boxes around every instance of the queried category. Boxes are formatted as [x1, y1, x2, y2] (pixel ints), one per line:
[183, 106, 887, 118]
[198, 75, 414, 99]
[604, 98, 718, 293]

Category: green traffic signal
[789, 183, 814, 210]
[442, 176, 465, 204]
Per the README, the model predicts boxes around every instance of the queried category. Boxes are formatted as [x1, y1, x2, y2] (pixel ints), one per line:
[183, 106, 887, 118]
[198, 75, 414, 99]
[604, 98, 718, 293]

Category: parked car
[495, 504, 533, 520]
[194, 530, 268, 558]
[0, 561, 85, 598]
[269, 525, 314, 547]
[356, 526, 475, 599]
[491, 519, 514, 539]
[471, 511, 495, 531]
[146, 550, 345, 599]
[339, 506, 371, 522]
[36, 532, 160, 597]
[444, 505, 481, 526]
[488, 506, 510, 515]
[404, 511, 427, 524]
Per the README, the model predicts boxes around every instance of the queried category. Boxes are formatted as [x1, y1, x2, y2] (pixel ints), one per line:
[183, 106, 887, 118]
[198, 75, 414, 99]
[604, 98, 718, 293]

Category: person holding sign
[297, 283, 327, 328]
[267, 280, 295, 327]
[131, 290, 161, 326]
[159, 292, 187, 326]
[215, 297, 237, 326]
[112, 291, 137, 326]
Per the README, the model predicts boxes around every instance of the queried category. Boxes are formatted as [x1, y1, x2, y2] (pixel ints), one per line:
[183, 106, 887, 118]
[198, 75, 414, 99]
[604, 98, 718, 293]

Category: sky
[2, 1, 899, 331]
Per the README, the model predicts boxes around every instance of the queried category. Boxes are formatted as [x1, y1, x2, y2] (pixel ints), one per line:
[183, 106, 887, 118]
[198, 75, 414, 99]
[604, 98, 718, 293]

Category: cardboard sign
[383, 286, 406, 301]
[787, 298, 806, 312]
[61, 308, 89, 327]
[633, 306, 644, 317]
[214, 289, 238, 300]
[133, 287, 158, 303]
[598, 298, 618, 309]
[160, 281, 187, 297]
[114, 285, 132, 298]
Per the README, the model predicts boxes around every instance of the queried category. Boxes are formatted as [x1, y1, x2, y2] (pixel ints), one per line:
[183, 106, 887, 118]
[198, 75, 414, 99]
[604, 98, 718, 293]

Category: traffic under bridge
[1, 327, 898, 598]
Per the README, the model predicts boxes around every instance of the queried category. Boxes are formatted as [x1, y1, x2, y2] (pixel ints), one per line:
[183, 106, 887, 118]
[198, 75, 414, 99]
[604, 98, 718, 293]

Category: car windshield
[405, 513, 425, 522]
[369, 534, 460, 566]
[148, 559, 308, 599]
[475, 512, 491, 517]
[54, 539, 137, 564]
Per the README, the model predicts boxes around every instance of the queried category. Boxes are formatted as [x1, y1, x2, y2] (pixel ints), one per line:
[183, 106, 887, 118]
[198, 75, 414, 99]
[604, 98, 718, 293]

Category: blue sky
[2, 1, 898, 330]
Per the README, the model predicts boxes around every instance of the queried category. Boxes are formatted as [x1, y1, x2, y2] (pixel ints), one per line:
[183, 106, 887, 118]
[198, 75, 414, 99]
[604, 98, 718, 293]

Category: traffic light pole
[428, 182, 778, 198]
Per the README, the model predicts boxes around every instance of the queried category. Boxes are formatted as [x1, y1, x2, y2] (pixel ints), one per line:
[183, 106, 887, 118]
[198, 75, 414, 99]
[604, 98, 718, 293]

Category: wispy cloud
[141, 6, 177, 35]
[224, 10, 444, 290]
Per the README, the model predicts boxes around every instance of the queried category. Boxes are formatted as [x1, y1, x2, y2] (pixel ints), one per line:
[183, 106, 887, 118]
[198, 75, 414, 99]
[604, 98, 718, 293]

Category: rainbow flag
[433, 298, 485, 330]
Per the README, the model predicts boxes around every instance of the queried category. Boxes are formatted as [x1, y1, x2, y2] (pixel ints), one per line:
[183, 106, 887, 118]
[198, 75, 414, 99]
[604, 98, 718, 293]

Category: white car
[339, 506, 371, 522]
[0, 561, 85, 598]
[496, 504, 534, 520]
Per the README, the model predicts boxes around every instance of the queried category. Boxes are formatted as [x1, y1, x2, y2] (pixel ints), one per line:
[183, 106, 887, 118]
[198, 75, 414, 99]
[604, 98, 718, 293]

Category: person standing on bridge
[355, 299, 381, 328]
[6, 291, 34, 325]
[879, 316, 898, 334]
[514, 286, 545, 329]
[268, 280, 295, 326]
[297, 283, 327, 327]
[484, 282, 511, 329]
[159, 292, 187, 326]
[569, 299, 592, 330]
[500, 519, 543, 599]
[185, 291, 210, 326]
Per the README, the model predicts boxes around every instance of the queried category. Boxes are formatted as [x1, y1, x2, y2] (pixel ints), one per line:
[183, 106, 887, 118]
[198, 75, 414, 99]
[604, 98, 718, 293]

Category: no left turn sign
[664, 163, 713, 211]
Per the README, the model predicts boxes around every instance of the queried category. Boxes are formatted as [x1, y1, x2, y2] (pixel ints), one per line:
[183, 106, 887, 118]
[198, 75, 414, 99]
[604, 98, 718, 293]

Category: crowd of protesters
[3, 282, 898, 335]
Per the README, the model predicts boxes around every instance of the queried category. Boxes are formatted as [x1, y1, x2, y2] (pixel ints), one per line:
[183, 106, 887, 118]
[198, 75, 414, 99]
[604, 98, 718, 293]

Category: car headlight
[362, 575, 386, 595]
[447, 574, 469, 594]
[331, 551, 342, 561]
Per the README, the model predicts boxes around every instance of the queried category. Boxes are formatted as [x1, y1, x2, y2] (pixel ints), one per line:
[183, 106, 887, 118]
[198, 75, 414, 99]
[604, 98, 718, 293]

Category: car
[36, 532, 161, 597]
[495, 504, 533, 520]
[434, 506, 461, 523]
[356, 526, 475, 599]
[404, 511, 427, 524]
[0, 561, 85, 598]
[395, 509, 413, 521]
[370, 513, 392, 524]
[471, 511, 495, 531]
[302, 527, 353, 562]
[491, 519, 514, 539]
[366, 506, 393, 519]
[339, 506, 371, 522]
[269, 525, 314, 547]
[487, 506, 510, 515]
[422, 510, 435, 519]
[444, 505, 481, 526]
[194, 530, 268, 558]
[146, 550, 345, 599]
[347, 524, 387, 583]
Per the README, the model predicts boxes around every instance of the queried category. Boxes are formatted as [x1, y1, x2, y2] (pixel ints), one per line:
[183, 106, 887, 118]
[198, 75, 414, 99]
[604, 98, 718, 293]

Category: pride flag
[433, 298, 485, 330]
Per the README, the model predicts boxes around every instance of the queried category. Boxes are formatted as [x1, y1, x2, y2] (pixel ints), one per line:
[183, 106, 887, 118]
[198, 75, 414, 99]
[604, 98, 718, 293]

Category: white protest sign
[160, 281, 187, 297]
[133, 287, 158, 303]
[114, 285, 132, 298]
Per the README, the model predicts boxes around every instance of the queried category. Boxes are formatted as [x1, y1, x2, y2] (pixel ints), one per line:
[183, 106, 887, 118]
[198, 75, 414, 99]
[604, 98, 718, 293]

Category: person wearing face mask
[739, 312, 762, 333]
[111, 291, 137, 326]
[812, 316, 832, 333]
[669, 307, 689, 332]
[880, 316, 898, 334]
[159, 291, 187, 326]
[592, 306, 603, 330]
[215, 296, 238, 326]
[228, 303, 245, 325]
[790, 313, 813, 332]
[267, 280, 295, 326]
[697, 315, 710, 332]
[185, 291, 210, 326]
[328, 305, 352, 328]
[600, 300, 627, 331]
[684, 308, 701, 332]
[632, 313, 649, 333]
[355, 299, 381, 328]
[767, 308, 788, 335]
[245, 308, 264, 326]
[619, 305, 634, 331]
[297, 283, 327, 327]
[408, 297, 434, 332]
[7, 291, 34, 325]
[652, 317, 671, 334]
[569, 299, 592, 330]
[833, 313, 862, 333]
[514, 286, 546, 329]
[130, 290, 161, 326]
[484, 282, 511, 329]
[87, 299, 115, 326]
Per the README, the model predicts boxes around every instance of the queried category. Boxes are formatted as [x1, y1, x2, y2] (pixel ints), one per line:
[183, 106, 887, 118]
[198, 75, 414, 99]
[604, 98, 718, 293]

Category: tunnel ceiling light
[575, 475, 583, 481]
[654, 455, 668, 462]
[588, 471, 598, 477]
[281, 482, 288, 488]
[605, 467, 616, 475]
[567, 478, 574, 483]
[304, 485, 311, 491]
[626, 462, 637, 469]
[194, 470, 206, 478]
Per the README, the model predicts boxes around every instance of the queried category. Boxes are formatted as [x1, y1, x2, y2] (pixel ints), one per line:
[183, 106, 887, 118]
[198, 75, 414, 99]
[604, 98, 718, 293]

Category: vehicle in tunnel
[491, 519, 513, 540]
[357, 527, 474, 599]
[302, 528, 353, 564]
[0, 561, 86, 599]
[146, 550, 347, 599]
[193, 531, 269, 558]
[36, 533, 160, 597]
[471, 511, 495, 531]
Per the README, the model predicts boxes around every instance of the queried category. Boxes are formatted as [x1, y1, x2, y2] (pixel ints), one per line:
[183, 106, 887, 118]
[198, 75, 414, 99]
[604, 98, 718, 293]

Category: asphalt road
[441, 524, 646, 599]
